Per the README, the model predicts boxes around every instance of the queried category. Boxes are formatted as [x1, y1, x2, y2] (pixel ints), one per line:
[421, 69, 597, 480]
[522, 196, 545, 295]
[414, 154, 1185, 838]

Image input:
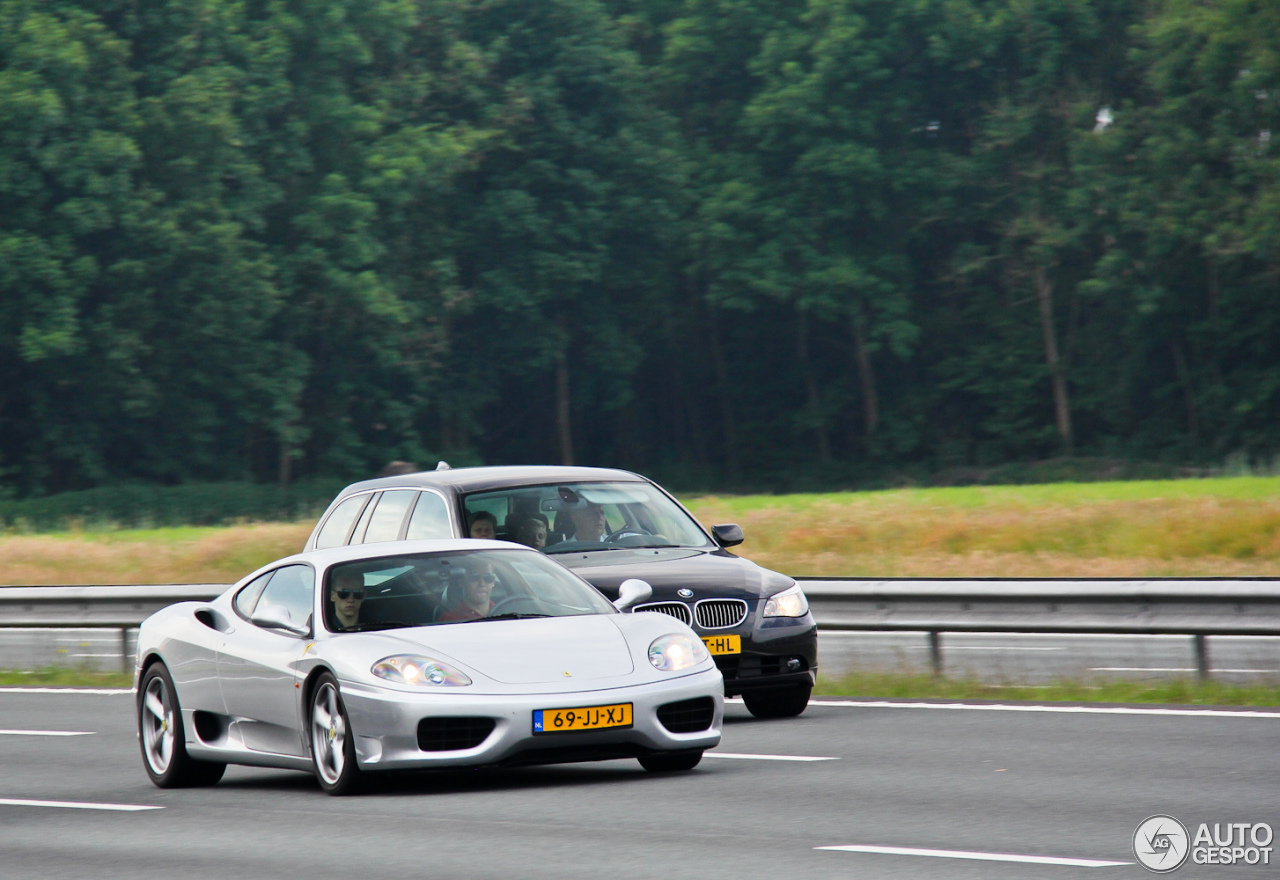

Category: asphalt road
[2, 690, 1277, 879]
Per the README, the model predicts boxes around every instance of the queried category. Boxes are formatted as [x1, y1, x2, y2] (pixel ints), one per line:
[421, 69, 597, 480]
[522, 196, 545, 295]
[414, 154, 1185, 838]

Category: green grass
[0, 667, 134, 688]
[815, 671, 1280, 707]
[690, 474, 1280, 515]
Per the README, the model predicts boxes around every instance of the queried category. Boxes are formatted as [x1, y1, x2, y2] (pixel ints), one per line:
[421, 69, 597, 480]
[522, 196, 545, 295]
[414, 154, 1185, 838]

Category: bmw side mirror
[614, 578, 652, 612]
[712, 523, 744, 548]
[252, 604, 309, 636]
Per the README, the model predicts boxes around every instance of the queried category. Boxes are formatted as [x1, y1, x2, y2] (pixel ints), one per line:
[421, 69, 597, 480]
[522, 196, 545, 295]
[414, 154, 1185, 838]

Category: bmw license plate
[533, 702, 633, 734]
[701, 634, 741, 655]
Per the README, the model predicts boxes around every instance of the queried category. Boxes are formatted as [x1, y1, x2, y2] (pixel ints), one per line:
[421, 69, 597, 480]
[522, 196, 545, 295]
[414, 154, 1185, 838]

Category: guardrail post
[928, 631, 943, 676]
[1193, 634, 1209, 680]
[120, 627, 131, 676]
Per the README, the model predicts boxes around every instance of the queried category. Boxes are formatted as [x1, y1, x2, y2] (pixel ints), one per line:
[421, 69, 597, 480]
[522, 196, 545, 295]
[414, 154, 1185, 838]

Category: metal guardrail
[2, 578, 1279, 677]
[798, 577, 1280, 677]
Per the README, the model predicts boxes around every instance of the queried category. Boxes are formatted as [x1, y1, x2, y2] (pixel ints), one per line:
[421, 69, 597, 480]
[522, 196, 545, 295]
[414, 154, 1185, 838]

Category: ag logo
[1134, 815, 1190, 873]
[677, 588, 694, 599]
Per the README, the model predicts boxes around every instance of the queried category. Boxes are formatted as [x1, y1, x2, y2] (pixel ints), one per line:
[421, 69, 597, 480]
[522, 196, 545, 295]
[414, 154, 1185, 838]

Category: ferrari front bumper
[338, 667, 724, 771]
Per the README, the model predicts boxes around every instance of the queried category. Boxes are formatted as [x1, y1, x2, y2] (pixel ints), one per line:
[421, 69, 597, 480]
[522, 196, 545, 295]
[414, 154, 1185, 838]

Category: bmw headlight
[371, 655, 472, 686]
[762, 584, 809, 618]
[648, 634, 709, 671]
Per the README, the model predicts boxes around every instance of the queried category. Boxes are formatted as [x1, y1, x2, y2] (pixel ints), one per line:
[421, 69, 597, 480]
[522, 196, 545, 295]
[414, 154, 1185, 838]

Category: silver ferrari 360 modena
[134, 539, 723, 795]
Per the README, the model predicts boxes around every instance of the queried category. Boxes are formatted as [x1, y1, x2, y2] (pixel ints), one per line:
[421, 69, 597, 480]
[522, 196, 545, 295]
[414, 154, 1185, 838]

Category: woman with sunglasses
[330, 570, 367, 630]
[437, 560, 497, 622]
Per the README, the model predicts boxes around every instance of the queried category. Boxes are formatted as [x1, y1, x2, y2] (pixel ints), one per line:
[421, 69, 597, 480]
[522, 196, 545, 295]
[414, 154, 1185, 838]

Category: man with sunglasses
[437, 560, 497, 622]
[330, 569, 366, 630]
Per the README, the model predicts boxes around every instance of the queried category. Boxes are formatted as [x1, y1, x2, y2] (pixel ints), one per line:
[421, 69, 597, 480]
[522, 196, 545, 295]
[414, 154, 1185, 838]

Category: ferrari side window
[233, 571, 274, 619]
[255, 565, 315, 630]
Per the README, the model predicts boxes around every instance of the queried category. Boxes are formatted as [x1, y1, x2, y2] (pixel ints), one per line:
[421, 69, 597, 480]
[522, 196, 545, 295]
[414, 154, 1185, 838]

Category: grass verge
[814, 671, 1280, 707]
[0, 667, 134, 688]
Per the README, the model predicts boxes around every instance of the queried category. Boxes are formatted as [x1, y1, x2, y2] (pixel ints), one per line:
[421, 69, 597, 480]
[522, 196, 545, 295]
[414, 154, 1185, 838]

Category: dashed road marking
[805, 699, 1280, 718]
[706, 752, 837, 762]
[816, 844, 1131, 867]
[0, 798, 161, 812]
[0, 729, 93, 737]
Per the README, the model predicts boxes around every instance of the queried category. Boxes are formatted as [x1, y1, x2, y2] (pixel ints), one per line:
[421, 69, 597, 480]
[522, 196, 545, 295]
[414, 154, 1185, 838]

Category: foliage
[3, 0, 1280, 493]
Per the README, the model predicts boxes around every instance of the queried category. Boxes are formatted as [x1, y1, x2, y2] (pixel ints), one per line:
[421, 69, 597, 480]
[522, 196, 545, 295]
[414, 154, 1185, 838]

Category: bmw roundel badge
[677, 588, 694, 599]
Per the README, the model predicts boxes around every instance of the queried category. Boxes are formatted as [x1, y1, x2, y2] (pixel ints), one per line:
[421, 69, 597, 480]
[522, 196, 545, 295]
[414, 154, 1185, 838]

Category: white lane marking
[807, 700, 1280, 718]
[943, 646, 1063, 652]
[706, 752, 837, 762]
[816, 844, 1131, 867]
[0, 798, 161, 812]
[0, 729, 93, 737]
[0, 688, 131, 695]
[1091, 666, 1277, 674]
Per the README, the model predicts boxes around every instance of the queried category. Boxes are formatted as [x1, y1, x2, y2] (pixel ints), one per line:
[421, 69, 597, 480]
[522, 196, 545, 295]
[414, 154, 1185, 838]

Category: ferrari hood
[382, 615, 635, 685]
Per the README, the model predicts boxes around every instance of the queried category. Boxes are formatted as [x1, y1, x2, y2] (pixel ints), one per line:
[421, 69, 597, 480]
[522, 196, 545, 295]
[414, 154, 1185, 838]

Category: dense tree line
[2, 0, 1279, 496]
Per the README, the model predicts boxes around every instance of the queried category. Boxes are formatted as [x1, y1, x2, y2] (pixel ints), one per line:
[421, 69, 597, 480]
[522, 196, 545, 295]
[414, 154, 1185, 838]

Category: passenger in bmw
[515, 514, 548, 550]
[329, 570, 366, 630]
[468, 510, 497, 540]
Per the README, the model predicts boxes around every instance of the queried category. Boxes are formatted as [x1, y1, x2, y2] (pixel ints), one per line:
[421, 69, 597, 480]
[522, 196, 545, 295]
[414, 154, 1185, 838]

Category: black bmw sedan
[305, 465, 817, 718]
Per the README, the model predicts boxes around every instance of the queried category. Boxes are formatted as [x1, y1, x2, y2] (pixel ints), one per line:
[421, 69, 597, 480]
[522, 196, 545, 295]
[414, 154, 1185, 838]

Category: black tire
[638, 749, 703, 772]
[309, 672, 363, 795]
[741, 683, 812, 719]
[137, 663, 226, 788]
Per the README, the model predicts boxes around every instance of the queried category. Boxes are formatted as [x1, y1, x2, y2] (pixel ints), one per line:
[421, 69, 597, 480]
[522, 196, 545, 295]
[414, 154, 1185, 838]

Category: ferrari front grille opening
[656, 697, 716, 733]
[634, 601, 692, 626]
[694, 599, 748, 629]
[416, 717, 497, 752]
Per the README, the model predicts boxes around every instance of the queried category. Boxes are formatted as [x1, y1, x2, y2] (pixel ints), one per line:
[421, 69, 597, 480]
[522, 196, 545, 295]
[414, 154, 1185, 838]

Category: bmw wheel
[742, 683, 812, 719]
[137, 663, 226, 788]
[310, 672, 362, 795]
[638, 749, 703, 772]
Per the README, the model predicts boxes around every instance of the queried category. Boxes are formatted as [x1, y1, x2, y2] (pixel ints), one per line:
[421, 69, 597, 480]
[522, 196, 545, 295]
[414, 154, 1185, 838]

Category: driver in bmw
[563, 502, 608, 542]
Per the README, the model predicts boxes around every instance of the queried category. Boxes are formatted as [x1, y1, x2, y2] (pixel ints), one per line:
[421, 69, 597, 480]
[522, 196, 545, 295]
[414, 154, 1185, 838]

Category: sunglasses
[335, 589, 365, 600]
[467, 572, 497, 585]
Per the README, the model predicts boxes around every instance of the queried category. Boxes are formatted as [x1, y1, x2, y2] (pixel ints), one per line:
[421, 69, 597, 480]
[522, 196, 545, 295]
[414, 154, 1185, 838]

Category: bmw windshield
[461, 481, 714, 554]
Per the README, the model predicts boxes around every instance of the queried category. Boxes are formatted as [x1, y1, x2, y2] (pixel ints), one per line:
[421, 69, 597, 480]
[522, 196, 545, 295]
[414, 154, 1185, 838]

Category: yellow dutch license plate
[533, 702, 633, 734]
[701, 634, 741, 655]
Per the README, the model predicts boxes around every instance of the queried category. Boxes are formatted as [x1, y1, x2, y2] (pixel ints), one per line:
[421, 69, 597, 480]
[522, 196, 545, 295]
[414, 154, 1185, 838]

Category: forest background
[4, 0, 1280, 502]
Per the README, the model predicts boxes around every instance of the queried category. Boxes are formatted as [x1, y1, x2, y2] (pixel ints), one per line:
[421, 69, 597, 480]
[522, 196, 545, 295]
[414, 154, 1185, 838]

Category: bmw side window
[349, 492, 380, 545]
[315, 495, 370, 550]
[363, 489, 417, 543]
[254, 565, 315, 631]
[406, 491, 452, 540]
[233, 571, 274, 619]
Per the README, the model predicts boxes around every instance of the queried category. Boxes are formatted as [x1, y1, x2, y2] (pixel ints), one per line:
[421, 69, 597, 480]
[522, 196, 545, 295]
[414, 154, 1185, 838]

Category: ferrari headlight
[762, 584, 809, 618]
[648, 634, 708, 671]
[371, 654, 471, 686]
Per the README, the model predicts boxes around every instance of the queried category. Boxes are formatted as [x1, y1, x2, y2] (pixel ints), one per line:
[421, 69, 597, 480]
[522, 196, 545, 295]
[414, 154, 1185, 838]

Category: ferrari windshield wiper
[456, 613, 552, 623]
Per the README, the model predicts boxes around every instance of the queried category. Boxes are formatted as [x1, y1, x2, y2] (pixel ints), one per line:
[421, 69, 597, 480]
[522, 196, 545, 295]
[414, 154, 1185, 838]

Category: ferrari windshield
[323, 548, 617, 632]
[461, 481, 714, 554]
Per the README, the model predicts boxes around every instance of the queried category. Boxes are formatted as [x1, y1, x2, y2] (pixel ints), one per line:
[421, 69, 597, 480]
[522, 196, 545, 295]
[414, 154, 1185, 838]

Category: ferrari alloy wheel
[138, 663, 225, 788]
[310, 672, 362, 795]
[638, 749, 704, 772]
[741, 683, 812, 719]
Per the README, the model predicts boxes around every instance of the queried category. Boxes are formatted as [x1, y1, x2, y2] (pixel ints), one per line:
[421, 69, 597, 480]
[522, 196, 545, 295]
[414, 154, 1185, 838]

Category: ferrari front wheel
[137, 663, 225, 788]
[310, 672, 363, 795]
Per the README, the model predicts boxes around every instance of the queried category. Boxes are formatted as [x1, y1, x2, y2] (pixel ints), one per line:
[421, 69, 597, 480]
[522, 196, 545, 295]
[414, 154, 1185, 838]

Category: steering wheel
[487, 595, 544, 616]
[604, 526, 650, 543]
